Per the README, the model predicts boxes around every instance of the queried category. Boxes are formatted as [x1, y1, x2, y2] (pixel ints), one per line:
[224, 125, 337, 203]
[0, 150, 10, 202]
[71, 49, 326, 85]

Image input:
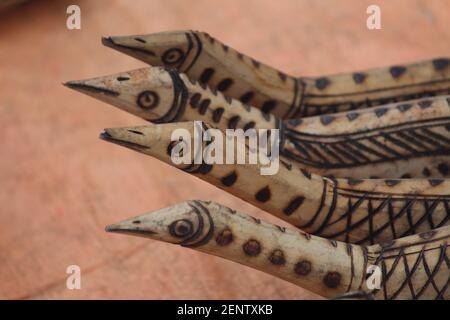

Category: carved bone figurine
[101, 30, 450, 119]
[63, 31, 450, 299]
[106, 200, 450, 300]
[99, 122, 450, 245]
[66, 67, 450, 179]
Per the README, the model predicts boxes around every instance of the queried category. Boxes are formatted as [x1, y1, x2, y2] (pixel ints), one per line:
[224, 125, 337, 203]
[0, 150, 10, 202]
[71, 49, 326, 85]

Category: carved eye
[162, 48, 184, 65]
[169, 219, 193, 238]
[137, 90, 159, 109]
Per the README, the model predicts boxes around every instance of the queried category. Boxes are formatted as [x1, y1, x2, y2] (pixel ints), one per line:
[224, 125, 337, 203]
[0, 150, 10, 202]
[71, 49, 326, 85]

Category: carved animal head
[106, 201, 217, 247]
[64, 67, 187, 123]
[102, 30, 196, 70]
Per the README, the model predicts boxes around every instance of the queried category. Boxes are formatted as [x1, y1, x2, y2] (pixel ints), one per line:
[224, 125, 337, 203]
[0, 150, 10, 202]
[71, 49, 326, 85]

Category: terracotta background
[1, 0, 450, 299]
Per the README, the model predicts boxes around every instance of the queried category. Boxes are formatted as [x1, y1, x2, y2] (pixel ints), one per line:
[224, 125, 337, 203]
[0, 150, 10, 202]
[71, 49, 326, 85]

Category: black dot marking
[261, 110, 271, 121]
[239, 91, 254, 104]
[302, 232, 311, 240]
[190, 93, 201, 108]
[397, 103, 413, 112]
[261, 100, 277, 113]
[134, 37, 146, 43]
[251, 59, 260, 68]
[429, 179, 444, 186]
[217, 78, 233, 92]
[323, 272, 341, 288]
[198, 164, 213, 174]
[283, 196, 305, 216]
[437, 163, 449, 176]
[162, 48, 184, 65]
[243, 239, 261, 256]
[346, 112, 359, 121]
[300, 168, 312, 179]
[237, 52, 244, 60]
[315, 77, 330, 90]
[216, 228, 233, 246]
[432, 58, 450, 71]
[221, 172, 237, 187]
[200, 68, 215, 84]
[221, 44, 229, 52]
[447, 97, 450, 107]
[294, 260, 311, 276]
[132, 220, 141, 224]
[352, 72, 366, 84]
[278, 72, 287, 82]
[137, 91, 159, 109]
[330, 240, 338, 247]
[255, 186, 271, 202]
[288, 118, 302, 126]
[320, 115, 335, 125]
[117, 76, 130, 81]
[198, 99, 211, 115]
[269, 249, 286, 265]
[347, 178, 363, 185]
[228, 116, 240, 129]
[281, 161, 292, 170]
[400, 173, 412, 179]
[277, 226, 286, 233]
[385, 179, 400, 187]
[419, 230, 436, 240]
[212, 108, 225, 123]
[198, 81, 207, 90]
[252, 217, 261, 224]
[422, 167, 431, 177]
[243, 121, 255, 131]
[390, 66, 406, 78]
[375, 107, 388, 117]
[418, 100, 433, 109]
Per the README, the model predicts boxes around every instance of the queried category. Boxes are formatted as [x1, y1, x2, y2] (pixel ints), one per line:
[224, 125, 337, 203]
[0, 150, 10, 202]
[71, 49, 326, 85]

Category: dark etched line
[368, 136, 403, 157]
[64, 82, 120, 96]
[299, 179, 327, 228]
[183, 32, 202, 73]
[312, 180, 338, 234]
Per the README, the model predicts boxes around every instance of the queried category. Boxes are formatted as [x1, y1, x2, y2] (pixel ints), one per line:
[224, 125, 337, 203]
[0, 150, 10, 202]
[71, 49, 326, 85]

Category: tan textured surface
[1, 0, 449, 299]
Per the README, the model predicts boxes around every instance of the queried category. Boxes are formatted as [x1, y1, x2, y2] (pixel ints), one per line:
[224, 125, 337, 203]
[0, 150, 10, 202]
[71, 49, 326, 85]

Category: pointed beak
[101, 35, 156, 57]
[105, 223, 157, 237]
[101, 36, 116, 49]
[63, 80, 120, 97]
[99, 128, 149, 151]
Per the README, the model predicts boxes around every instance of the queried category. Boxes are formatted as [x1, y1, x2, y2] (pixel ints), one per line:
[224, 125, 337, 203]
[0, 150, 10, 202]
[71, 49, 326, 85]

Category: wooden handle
[106, 200, 450, 300]
[99, 121, 450, 244]
[102, 30, 450, 119]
